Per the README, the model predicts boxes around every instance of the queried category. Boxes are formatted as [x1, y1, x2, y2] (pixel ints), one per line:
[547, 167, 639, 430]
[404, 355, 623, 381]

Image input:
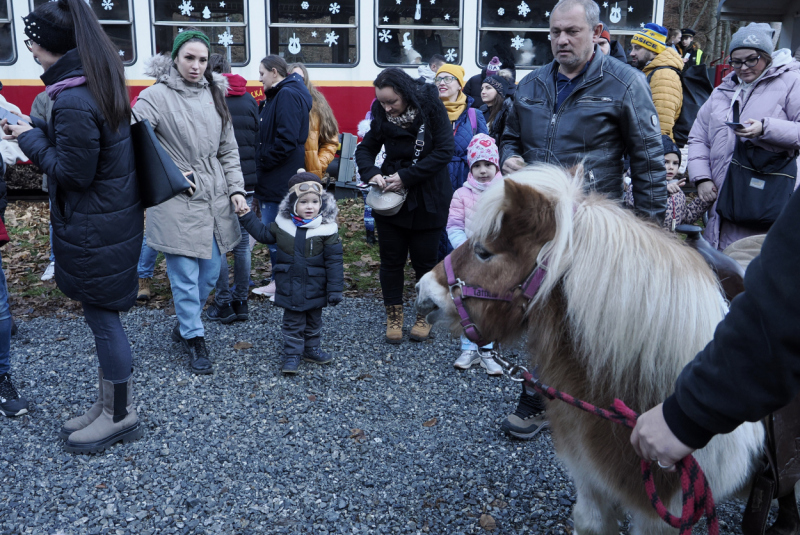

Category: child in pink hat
[446, 133, 504, 374]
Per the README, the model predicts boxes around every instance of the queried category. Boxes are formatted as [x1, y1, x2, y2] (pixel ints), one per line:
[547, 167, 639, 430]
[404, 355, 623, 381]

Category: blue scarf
[291, 214, 322, 228]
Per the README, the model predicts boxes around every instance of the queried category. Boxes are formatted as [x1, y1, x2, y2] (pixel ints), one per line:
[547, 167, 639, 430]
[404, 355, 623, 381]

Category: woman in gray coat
[133, 30, 247, 374]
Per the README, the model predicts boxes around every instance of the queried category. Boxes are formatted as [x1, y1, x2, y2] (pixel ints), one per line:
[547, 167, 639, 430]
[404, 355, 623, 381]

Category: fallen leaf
[479, 513, 496, 531]
[95, 483, 107, 489]
[423, 417, 437, 427]
[356, 373, 373, 380]
[349, 428, 367, 442]
[55, 336, 67, 341]
[277, 417, 289, 424]
[233, 341, 253, 350]
[307, 395, 317, 401]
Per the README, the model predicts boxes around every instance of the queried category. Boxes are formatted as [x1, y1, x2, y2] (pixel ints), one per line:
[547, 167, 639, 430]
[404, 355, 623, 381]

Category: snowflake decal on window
[383, 16, 388, 21]
[444, 13, 450, 20]
[324, 30, 339, 47]
[603, 2, 608, 6]
[118, 49, 124, 56]
[482, 50, 488, 57]
[218, 30, 233, 47]
[178, 27, 184, 32]
[444, 48, 457, 62]
[378, 29, 392, 43]
[178, 0, 194, 16]
[219, 0, 225, 6]
[517, 1, 530, 16]
[430, 0, 435, 3]
[311, 31, 317, 37]
[511, 35, 525, 50]
[545, 10, 550, 17]
[102, 0, 113, 10]
[301, 1, 309, 8]
[329, 2, 340, 14]
[497, 7, 505, 16]
[628, 5, 633, 11]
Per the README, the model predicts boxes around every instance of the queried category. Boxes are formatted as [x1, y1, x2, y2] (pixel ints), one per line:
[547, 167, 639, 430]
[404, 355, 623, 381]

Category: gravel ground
[0, 298, 764, 534]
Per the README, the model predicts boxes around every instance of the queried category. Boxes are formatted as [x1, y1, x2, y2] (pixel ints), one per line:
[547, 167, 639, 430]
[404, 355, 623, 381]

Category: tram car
[0, 0, 664, 135]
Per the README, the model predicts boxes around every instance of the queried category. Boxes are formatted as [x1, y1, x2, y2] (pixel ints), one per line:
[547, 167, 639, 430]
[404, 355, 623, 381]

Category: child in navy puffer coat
[239, 172, 344, 375]
[446, 134, 503, 375]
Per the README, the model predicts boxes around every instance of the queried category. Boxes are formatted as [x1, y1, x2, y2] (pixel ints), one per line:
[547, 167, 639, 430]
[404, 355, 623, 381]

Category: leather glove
[328, 292, 343, 306]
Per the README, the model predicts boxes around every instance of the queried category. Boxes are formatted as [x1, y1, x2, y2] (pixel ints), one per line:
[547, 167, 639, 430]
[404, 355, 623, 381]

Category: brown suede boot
[59, 368, 105, 440]
[409, 313, 432, 342]
[64, 375, 143, 454]
[385, 305, 404, 344]
[137, 278, 152, 301]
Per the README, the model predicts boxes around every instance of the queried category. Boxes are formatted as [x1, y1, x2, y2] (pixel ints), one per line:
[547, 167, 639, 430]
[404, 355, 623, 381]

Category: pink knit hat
[467, 134, 499, 169]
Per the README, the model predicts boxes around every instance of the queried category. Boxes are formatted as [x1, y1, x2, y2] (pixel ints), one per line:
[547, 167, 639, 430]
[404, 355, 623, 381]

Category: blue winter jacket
[447, 96, 488, 191]
[18, 49, 143, 311]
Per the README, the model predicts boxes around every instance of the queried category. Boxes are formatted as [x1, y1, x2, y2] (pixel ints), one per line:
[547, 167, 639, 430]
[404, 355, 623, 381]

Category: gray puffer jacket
[132, 54, 246, 259]
[501, 46, 668, 221]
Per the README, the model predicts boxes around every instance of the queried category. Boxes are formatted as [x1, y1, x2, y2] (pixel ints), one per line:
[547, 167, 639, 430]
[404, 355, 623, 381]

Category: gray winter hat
[729, 23, 775, 56]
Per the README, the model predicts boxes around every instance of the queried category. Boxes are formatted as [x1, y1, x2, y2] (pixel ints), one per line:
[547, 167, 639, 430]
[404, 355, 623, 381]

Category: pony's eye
[473, 243, 494, 261]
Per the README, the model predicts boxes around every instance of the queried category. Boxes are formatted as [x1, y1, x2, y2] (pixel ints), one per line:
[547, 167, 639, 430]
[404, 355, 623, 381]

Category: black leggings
[82, 303, 133, 383]
[375, 218, 442, 306]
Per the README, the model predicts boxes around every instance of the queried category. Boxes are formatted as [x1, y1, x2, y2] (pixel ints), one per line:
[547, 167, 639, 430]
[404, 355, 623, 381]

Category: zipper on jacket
[310, 240, 313, 256]
[546, 73, 602, 157]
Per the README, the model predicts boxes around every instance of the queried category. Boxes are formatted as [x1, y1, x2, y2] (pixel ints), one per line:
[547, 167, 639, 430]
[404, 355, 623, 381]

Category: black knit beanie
[483, 75, 511, 98]
[23, 0, 76, 55]
[662, 135, 681, 165]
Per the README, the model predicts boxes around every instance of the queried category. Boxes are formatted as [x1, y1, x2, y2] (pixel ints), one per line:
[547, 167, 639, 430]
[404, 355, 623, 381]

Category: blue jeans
[215, 194, 253, 305]
[460, 335, 492, 352]
[165, 237, 221, 339]
[259, 200, 280, 277]
[137, 232, 159, 279]
[82, 303, 132, 383]
[0, 251, 12, 375]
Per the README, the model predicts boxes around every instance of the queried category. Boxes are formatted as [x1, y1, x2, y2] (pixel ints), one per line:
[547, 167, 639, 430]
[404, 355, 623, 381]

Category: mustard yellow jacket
[304, 110, 338, 178]
[643, 47, 684, 141]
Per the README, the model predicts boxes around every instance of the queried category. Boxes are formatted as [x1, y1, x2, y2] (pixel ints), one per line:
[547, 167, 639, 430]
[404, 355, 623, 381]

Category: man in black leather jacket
[501, 0, 667, 222]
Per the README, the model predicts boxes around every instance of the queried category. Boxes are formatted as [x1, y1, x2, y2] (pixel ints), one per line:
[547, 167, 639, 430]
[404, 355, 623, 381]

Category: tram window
[153, 0, 248, 66]
[268, 0, 357, 66]
[0, 0, 12, 65]
[30, 0, 135, 64]
[477, 0, 656, 68]
[375, 0, 460, 66]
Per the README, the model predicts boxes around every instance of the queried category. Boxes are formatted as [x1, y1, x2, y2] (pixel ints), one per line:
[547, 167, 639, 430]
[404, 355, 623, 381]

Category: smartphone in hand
[725, 121, 745, 130]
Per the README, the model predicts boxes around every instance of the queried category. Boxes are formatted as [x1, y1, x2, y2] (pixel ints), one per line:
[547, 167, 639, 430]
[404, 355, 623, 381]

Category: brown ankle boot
[59, 368, 105, 440]
[409, 313, 432, 342]
[137, 278, 151, 301]
[385, 305, 404, 344]
[64, 375, 143, 454]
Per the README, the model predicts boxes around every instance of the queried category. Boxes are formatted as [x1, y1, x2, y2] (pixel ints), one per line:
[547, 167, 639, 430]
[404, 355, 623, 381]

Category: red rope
[521, 370, 719, 535]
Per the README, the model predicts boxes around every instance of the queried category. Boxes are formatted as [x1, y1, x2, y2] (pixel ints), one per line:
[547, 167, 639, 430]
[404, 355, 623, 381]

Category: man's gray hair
[551, 0, 600, 28]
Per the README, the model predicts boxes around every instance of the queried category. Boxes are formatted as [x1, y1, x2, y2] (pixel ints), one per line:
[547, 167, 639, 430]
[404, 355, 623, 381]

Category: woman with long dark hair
[4, 0, 144, 452]
[255, 55, 312, 296]
[355, 68, 454, 344]
[132, 29, 247, 374]
[479, 73, 514, 147]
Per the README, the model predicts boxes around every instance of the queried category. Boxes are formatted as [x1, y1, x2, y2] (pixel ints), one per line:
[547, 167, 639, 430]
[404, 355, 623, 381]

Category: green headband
[171, 30, 210, 60]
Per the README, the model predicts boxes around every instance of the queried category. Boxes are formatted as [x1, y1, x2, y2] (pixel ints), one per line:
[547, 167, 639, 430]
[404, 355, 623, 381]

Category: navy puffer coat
[223, 73, 259, 190]
[18, 49, 143, 311]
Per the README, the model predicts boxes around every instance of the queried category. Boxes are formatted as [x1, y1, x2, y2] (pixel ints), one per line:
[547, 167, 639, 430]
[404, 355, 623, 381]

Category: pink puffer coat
[688, 49, 800, 250]
[446, 171, 503, 248]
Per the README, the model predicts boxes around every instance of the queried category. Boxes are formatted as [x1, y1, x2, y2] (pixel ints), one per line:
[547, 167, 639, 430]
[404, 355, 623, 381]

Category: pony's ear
[502, 178, 547, 215]
[501, 179, 556, 242]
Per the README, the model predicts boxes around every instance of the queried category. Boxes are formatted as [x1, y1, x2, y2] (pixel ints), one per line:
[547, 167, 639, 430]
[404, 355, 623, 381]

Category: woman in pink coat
[688, 23, 800, 250]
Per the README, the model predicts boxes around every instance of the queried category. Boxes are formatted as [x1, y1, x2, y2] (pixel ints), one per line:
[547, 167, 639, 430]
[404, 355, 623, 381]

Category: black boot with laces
[0, 373, 29, 417]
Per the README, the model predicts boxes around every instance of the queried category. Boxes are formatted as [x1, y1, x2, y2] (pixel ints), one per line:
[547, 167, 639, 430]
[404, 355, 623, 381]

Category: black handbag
[716, 139, 796, 228]
[130, 110, 191, 208]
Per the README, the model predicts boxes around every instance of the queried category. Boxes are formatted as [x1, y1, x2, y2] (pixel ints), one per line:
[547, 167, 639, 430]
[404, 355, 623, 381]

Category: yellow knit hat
[436, 64, 465, 88]
[631, 23, 668, 55]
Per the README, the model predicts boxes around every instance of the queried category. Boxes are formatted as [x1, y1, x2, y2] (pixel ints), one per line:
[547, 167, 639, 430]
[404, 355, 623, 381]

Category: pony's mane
[473, 165, 725, 401]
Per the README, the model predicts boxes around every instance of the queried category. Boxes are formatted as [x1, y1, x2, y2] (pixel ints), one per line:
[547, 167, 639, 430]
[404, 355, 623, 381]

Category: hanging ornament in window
[324, 30, 339, 47]
[511, 35, 524, 50]
[498, 7, 505, 15]
[402, 32, 412, 50]
[379, 29, 392, 43]
[102, 0, 113, 10]
[178, 0, 194, 16]
[517, 1, 530, 17]
[202, 5, 211, 18]
[288, 32, 301, 54]
[218, 30, 233, 46]
[329, 2, 340, 14]
[445, 48, 457, 62]
[414, 0, 421, 20]
[609, 2, 621, 23]
[301, 1, 309, 8]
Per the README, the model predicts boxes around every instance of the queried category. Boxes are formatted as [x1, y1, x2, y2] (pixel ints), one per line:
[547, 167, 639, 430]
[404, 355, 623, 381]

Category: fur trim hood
[144, 53, 229, 95]
[278, 191, 338, 224]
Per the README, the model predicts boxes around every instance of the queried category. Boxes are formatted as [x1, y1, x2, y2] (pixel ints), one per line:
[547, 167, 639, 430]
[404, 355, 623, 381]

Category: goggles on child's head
[289, 181, 323, 196]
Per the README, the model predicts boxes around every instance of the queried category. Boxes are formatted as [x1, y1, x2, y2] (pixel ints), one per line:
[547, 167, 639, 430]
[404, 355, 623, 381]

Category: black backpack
[647, 63, 713, 146]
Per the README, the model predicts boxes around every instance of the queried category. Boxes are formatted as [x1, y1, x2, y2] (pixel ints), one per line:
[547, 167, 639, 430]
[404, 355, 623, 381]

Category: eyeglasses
[729, 55, 761, 69]
[434, 75, 457, 85]
[24, 39, 33, 52]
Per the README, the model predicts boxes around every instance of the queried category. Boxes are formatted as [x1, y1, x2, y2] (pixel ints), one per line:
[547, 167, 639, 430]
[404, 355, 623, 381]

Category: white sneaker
[479, 349, 504, 376]
[41, 261, 55, 281]
[252, 280, 277, 296]
[454, 350, 481, 369]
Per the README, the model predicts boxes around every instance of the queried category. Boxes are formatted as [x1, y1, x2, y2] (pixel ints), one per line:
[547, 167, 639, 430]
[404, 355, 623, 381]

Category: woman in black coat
[355, 68, 455, 345]
[6, 0, 144, 453]
[255, 55, 312, 286]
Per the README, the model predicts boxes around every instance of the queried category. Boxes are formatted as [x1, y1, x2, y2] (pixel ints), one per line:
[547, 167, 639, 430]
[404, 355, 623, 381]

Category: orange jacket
[304, 110, 338, 178]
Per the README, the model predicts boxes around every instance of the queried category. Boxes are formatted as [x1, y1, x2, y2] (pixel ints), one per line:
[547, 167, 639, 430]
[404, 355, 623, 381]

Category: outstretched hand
[231, 194, 248, 216]
[630, 403, 695, 472]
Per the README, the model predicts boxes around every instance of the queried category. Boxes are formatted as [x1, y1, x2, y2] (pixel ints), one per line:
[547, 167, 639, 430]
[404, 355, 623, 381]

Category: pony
[416, 165, 765, 535]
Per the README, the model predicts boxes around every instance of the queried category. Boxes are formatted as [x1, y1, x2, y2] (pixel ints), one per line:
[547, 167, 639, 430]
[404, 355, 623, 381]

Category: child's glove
[328, 292, 343, 306]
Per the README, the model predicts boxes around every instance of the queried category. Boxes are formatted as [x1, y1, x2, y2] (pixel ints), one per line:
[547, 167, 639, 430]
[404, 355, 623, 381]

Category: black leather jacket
[501, 47, 667, 221]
